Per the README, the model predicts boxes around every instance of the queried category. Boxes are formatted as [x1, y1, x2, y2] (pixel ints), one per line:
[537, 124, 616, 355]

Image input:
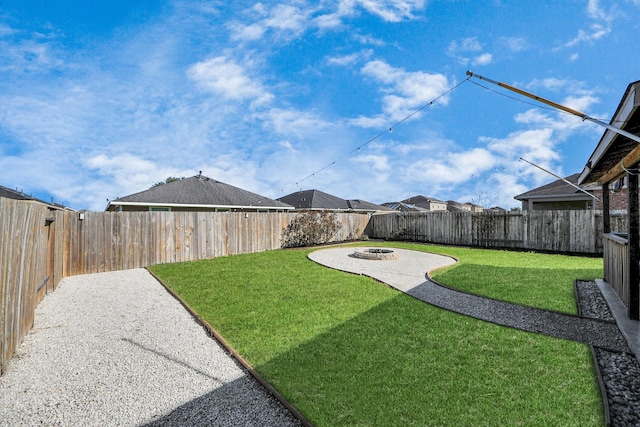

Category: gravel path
[0, 269, 302, 427]
[576, 281, 640, 427]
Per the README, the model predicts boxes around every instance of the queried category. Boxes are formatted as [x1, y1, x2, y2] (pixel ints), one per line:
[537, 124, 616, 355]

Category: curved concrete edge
[308, 247, 630, 352]
[308, 246, 457, 293]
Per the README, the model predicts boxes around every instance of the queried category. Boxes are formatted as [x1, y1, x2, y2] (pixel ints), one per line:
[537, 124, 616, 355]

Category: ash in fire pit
[352, 248, 399, 260]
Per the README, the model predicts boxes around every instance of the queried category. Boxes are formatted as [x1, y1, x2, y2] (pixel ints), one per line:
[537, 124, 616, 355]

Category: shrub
[281, 211, 341, 248]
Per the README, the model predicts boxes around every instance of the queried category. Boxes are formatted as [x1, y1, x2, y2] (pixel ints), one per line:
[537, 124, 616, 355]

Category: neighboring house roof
[401, 195, 445, 206]
[381, 202, 429, 212]
[106, 175, 294, 211]
[0, 185, 33, 201]
[446, 200, 470, 212]
[347, 199, 395, 212]
[464, 202, 484, 212]
[580, 80, 640, 185]
[514, 173, 593, 202]
[277, 189, 350, 210]
[0, 184, 69, 210]
[277, 190, 390, 212]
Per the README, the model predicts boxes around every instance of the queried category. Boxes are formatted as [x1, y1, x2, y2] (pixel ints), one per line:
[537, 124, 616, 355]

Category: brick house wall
[592, 187, 628, 211]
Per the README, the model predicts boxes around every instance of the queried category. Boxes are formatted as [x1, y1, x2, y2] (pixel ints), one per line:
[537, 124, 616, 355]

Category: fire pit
[352, 248, 398, 260]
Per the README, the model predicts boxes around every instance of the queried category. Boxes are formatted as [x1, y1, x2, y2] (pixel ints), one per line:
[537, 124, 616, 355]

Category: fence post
[628, 168, 639, 320]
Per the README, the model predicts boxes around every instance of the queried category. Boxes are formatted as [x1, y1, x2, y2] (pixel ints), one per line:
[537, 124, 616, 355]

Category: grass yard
[149, 243, 604, 426]
[365, 241, 604, 314]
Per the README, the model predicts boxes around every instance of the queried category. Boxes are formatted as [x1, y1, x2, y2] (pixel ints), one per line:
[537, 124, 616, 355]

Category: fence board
[369, 210, 625, 254]
[52, 211, 368, 276]
[0, 199, 49, 374]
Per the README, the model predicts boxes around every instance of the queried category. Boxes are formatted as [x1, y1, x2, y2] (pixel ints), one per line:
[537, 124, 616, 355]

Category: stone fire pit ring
[352, 248, 399, 260]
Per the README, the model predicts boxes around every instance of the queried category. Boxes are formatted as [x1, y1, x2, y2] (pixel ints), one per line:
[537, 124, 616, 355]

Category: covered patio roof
[579, 80, 640, 185]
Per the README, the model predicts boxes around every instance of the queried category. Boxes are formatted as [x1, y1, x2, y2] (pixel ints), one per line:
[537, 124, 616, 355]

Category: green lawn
[364, 242, 603, 314]
[149, 243, 604, 426]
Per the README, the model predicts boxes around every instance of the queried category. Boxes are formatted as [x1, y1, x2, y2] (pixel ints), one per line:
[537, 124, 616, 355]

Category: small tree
[150, 177, 183, 188]
[281, 211, 341, 248]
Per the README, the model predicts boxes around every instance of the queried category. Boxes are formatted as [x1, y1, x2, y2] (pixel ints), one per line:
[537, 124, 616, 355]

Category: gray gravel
[0, 268, 302, 427]
[576, 280, 640, 427]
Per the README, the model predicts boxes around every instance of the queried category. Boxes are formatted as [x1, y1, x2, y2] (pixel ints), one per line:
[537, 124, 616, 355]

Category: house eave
[514, 194, 593, 202]
[579, 81, 640, 185]
[106, 201, 295, 211]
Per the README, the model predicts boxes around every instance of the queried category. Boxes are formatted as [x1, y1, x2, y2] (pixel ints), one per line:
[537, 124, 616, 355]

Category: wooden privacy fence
[62, 210, 369, 275]
[603, 233, 629, 308]
[367, 210, 627, 254]
[1, 198, 59, 375]
[2, 204, 630, 375]
[0, 203, 370, 374]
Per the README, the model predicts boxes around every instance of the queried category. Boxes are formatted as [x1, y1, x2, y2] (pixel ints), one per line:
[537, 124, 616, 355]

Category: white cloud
[231, 0, 427, 37]
[353, 153, 390, 171]
[228, 22, 266, 41]
[484, 128, 558, 169]
[359, 60, 451, 122]
[473, 52, 492, 66]
[561, 24, 610, 48]
[354, 0, 426, 22]
[187, 56, 274, 106]
[0, 37, 64, 73]
[449, 37, 482, 53]
[587, 0, 611, 20]
[0, 24, 16, 36]
[349, 114, 388, 129]
[326, 50, 373, 66]
[556, 0, 616, 49]
[499, 36, 528, 52]
[352, 33, 386, 46]
[87, 153, 157, 173]
[315, 0, 426, 27]
[406, 147, 496, 184]
[0, 84, 95, 147]
[259, 108, 334, 139]
[230, 3, 310, 41]
[447, 37, 492, 66]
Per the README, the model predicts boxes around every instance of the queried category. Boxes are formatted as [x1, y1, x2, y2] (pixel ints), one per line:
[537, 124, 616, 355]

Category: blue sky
[1, 0, 639, 210]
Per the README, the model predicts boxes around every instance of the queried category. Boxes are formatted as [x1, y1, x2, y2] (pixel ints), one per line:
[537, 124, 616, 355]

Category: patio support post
[628, 166, 640, 320]
[603, 182, 610, 233]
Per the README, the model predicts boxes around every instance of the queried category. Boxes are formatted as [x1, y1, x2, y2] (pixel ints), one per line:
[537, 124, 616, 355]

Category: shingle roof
[514, 173, 591, 200]
[0, 184, 69, 210]
[381, 202, 429, 212]
[108, 175, 293, 210]
[347, 199, 395, 212]
[277, 189, 350, 210]
[0, 185, 33, 201]
[401, 195, 444, 205]
[277, 190, 391, 212]
[446, 200, 469, 212]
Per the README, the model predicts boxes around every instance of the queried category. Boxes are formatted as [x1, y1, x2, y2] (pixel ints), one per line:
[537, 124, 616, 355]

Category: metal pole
[518, 157, 602, 202]
[466, 71, 640, 145]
